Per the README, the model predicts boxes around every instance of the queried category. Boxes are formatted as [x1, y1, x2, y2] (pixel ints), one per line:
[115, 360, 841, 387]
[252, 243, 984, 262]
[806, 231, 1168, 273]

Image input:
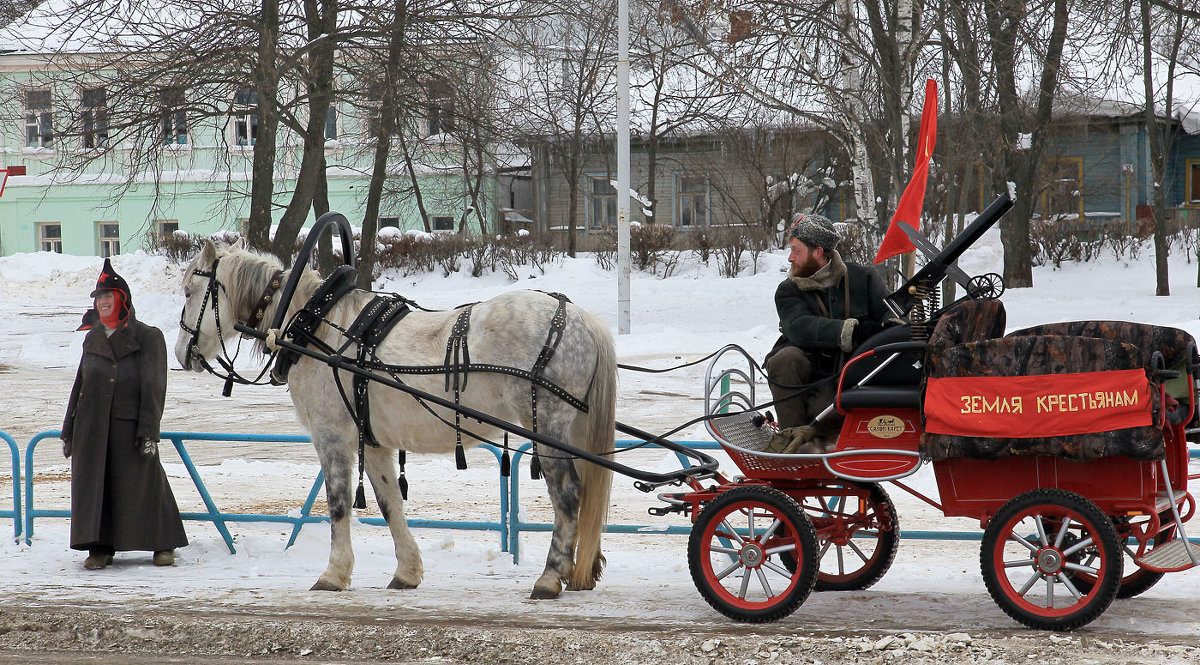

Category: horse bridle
[179, 257, 280, 389]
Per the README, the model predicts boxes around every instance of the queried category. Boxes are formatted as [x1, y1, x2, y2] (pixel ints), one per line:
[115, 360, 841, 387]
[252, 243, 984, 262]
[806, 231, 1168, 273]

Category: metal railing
[2, 431, 19, 541]
[8, 428, 1200, 562]
[22, 430, 509, 553]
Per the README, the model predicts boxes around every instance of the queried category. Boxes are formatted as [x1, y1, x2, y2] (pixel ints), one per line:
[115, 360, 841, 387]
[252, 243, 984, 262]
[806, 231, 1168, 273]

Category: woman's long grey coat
[62, 311, 188, 553]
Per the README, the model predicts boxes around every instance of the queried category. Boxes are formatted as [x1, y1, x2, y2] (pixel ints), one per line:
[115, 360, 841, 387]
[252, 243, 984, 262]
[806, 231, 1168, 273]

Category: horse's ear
[235, 236, 248, 250]
[202, 239, 218, 263]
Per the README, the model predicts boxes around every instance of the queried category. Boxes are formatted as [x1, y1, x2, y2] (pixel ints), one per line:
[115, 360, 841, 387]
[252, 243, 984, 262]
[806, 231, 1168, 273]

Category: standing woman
[61, 258, 188, 569]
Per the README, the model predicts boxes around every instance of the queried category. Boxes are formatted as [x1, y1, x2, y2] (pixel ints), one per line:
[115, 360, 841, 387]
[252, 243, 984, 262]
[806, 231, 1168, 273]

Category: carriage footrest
[707, 411, 776, 452]
[1135, 539, 1200, 572]
[1154, 489, 1187, 514]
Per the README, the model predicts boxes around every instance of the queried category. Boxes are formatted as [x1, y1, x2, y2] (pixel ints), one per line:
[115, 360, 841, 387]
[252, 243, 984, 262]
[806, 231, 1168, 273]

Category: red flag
[874, 79, 938, 264]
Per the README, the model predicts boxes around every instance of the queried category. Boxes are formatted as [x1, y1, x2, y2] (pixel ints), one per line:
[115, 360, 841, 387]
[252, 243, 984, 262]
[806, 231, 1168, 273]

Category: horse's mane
[213, 246, 286, 328]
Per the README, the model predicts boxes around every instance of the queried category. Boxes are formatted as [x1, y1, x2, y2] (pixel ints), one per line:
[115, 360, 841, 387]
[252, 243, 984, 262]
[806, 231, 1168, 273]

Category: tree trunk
[247, 0, 281, 255]
[357, 0, 408, 289]
[1141, 0, 1171, 296]
[270, 0, 337, 264]
[837, 0, 876, 229]
[397, 132, 433, 233]
[987, 0, 1068, 289]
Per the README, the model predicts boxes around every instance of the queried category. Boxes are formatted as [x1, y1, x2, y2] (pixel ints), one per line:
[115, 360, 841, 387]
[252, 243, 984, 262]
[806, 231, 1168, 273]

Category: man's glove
[851, 320, 885, 347]
[138, 438, 159, 459]
[62, 438, 72, 459]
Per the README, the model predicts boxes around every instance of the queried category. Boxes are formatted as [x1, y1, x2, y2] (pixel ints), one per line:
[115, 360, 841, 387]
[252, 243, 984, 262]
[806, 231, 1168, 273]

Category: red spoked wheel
[799, 483, 899, 591]
[980, 489, 1122, 631]
[688, 486, 818, 622]
[1072, 513, 1174, 599]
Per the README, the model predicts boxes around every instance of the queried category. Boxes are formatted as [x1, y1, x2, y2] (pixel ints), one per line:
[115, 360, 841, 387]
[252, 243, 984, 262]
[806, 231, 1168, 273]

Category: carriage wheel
[688, 486, 818, 623]
[794, 483, 899, 591]
[1071, 515, 1174, 599]
[980, 489, 1122, 631]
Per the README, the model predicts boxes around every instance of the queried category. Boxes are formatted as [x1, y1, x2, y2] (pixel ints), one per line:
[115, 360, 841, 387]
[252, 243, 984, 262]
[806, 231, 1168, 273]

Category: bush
[145, 229, 204, 263]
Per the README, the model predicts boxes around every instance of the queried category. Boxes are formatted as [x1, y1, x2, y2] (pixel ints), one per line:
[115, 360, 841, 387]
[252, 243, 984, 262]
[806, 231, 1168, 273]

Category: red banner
[924, 370, 1152, 438]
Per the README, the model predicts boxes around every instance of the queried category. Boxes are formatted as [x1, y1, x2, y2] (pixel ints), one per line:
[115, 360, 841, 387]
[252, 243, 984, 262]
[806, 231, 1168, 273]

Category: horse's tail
[570, 309, 616, 591]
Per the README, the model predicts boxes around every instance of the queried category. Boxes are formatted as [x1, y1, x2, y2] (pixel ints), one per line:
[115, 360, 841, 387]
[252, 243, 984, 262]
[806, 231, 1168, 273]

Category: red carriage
[668, 194, 1200, 631]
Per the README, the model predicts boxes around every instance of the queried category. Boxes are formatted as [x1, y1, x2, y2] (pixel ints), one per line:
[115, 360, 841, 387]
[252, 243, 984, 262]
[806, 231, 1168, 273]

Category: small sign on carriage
[924, 369, 1153, 438]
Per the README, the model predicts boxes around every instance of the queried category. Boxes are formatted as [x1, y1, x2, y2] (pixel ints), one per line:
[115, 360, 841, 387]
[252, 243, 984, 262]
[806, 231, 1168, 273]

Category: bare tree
[500, 1, 617, 256]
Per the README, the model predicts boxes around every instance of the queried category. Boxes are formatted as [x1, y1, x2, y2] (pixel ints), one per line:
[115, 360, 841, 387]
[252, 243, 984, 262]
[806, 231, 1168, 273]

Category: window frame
[24, 89, 54, 149]
[586, 175, 617, 230]
[430, 215, 455, 232]
[38, 222, 62, 253]
[80, 86, 109, 150]
[1186, 158, 1200, 206]
[675, 173, 710, 228]
[232, 87, 258, 148]
[324, 103, 339, 143]
[159, 86, 189, 146]
[98, 221, 121, 257]
[1040, 157, 1084, 220]
[426, 81, 455, 137]
[156, 219, 180, 242]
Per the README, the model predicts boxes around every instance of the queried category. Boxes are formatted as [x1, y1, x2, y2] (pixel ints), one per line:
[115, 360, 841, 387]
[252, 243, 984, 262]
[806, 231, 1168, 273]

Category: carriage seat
[1009, 320, 1198, 426]
[837, 299, 1006, 414]
[922, 308, 1178, 462]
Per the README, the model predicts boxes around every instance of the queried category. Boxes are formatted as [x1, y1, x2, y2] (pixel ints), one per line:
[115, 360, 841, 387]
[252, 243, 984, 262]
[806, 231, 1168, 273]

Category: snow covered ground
[1, 227, 1199, 655]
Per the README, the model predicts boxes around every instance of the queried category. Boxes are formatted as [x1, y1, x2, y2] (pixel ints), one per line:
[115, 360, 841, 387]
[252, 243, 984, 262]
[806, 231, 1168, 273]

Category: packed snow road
[2, 359, 1200, 664]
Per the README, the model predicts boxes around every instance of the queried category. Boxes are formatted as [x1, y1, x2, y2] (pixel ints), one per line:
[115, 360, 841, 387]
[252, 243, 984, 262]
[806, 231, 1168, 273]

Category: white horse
[175, 241, 615, 598]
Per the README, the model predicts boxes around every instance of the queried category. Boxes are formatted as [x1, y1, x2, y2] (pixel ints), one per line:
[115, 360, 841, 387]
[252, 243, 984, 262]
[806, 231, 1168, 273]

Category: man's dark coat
[62, 311, 188, 552]
[770, 251, 892, 376]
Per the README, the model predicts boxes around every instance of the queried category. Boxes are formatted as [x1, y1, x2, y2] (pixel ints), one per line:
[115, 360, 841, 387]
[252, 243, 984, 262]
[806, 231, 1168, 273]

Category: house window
[38, 222, 62, 253]
[98, 222, 120, 257]
[156, 219, 179, 241]
[1040, 157, 1083, 220]
[431, 216, 454, 232]
[160, 86, 188, 145]
[427, 81, 454, 136]
[587, 176, 617, 229]
[1186, 159, 1200, 205]
[324, 104, 339, 142]
[676, 174, 709, 227]
[25, 89, 53, 148]
[379, 216, 399, 229]
[80, 87, 109, 149]
[233, 87, 258, 147]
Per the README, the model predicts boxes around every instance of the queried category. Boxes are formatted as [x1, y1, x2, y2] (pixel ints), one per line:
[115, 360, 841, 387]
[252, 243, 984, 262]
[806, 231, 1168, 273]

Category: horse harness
[275, 269, 586, 504]
[179, 258, 284, 395]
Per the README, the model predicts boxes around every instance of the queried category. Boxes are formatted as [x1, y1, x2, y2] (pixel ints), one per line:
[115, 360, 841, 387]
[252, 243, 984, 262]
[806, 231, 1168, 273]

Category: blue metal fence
[2, 431, 19, 541]
[22, 430, 510, 553]
[10, 428, 1200, 561]
[506, 440, 722, 564]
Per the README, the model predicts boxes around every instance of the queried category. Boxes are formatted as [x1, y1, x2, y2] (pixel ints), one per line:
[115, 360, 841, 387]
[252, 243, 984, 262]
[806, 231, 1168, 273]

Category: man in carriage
[764, 213, 896, 451]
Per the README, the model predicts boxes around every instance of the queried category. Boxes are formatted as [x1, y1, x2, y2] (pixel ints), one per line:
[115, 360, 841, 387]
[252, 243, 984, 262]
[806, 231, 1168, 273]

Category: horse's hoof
[565, 581, 595, 592]
[310, 580, 343, 591]
[387, 578, 418, 590]
[528, 587, 561, 600]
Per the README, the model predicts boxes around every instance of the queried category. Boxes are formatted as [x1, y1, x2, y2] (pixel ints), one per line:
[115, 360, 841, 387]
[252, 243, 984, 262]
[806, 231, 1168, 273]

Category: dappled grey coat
[62, 309, 188, 553]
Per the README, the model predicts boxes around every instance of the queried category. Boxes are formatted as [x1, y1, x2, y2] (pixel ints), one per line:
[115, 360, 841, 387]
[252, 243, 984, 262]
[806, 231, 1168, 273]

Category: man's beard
[790, 256, 822, 278]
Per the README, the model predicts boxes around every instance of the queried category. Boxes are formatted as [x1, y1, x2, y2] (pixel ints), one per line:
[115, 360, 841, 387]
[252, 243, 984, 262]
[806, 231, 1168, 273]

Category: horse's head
[175, 240, 231, 372]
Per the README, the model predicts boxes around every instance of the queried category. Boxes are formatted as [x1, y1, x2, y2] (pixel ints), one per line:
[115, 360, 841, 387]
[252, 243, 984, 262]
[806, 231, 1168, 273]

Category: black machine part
[885, 193, 1015, 317]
